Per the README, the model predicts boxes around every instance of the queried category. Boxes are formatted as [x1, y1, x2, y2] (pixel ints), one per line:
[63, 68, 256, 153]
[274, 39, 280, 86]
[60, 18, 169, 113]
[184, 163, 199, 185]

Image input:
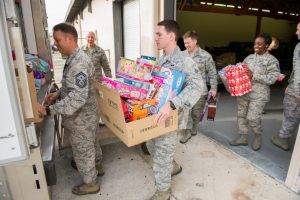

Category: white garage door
[123, 0, 140, 60]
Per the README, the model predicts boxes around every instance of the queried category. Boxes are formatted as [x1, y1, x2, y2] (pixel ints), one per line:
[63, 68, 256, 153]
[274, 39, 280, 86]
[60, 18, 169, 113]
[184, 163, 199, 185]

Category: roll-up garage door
[123, 0, 140, 60]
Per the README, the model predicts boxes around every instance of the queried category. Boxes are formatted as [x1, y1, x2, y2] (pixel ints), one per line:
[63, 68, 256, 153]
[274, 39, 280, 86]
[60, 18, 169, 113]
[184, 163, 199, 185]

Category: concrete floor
[51, 135, 300, 200]
[200, 85, 297, 182]
[51, 52, 300, 200]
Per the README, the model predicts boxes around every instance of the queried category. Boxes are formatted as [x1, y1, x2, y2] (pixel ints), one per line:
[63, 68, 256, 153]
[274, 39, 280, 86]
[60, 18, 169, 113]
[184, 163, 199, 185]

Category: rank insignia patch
[75, 72, 87, 88]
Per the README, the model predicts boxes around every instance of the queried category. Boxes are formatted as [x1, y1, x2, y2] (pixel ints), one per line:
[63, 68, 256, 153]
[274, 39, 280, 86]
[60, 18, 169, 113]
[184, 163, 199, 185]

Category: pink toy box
[101, 76, 148, 100]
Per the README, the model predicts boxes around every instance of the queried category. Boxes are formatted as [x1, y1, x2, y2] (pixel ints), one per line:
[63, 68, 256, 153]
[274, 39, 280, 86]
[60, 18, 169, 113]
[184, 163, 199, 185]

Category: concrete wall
[176, 11, 296, 48]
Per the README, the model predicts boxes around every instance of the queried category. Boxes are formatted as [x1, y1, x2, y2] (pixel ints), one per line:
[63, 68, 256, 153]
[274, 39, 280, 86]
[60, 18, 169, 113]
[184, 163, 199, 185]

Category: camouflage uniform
[81, 44, 112, 81]
[146, 46, 204, 191]
[237, 52, 280, 135]
[50, 48, 101, 184]
[183, 48, 217, 134]
[279, 43, 300, 138]
[82, 44, 110, 159]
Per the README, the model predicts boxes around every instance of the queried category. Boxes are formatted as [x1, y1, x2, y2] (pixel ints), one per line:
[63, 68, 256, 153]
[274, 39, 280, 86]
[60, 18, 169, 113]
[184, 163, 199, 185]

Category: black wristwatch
[45, 105, 51, 116]
[169, 101, 176, 110]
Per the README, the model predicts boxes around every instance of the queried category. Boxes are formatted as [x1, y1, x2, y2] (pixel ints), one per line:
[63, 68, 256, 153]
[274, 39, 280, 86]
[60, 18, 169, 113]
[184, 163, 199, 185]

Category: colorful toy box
[117, 57, 136, 78]
[117, 57, 154, 81]
[135, 61, 153, 80]
[101, 76, 147, 100]
[124, 99, 158, 122]
[151, 67, 186, 110]
[140, 55, 157, 65]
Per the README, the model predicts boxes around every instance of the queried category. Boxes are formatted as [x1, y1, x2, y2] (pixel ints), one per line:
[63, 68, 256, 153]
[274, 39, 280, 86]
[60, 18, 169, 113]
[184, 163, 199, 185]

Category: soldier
[180, 30, 218, 144]
[229, 33, 280, 151]
[38, 23, 102, 195]
[271, 22, 300, 151]
[81, 31, 112, 125]
[69, 31, 113, 171]
[146, 20, 204, 200]
[81, 31, 112, 81]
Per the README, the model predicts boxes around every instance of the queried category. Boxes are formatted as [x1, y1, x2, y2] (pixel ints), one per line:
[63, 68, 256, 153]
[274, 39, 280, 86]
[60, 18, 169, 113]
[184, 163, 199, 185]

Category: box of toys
[93, 81, 178, 147]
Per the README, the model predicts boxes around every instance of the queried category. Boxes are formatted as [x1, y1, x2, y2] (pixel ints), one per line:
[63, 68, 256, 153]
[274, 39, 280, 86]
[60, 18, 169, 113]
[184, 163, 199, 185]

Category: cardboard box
[17, 71, 42, 123]
[93, 81, 178, 147]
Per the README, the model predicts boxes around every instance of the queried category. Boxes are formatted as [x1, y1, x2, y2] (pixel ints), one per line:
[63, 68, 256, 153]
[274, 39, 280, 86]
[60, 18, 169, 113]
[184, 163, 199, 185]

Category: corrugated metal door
[123, 0, 140, 60]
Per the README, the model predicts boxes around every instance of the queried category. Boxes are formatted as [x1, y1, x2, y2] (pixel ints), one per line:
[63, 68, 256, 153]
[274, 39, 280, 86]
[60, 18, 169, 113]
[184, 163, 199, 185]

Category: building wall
[71, 0, 162, 76]
[73, 0, 116, 76]
[176, 11, 296, 48]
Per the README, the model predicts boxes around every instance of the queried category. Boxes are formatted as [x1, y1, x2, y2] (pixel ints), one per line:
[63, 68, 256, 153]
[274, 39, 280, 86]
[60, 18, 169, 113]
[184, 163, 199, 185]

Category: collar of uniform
[160, 46, 181, 65]
[189, 47, 202, 57]
[82, 45, 88, 51]
[83, 44, 100, 52]
[66, 47, 80, 66]
[254, 51, 269, 58]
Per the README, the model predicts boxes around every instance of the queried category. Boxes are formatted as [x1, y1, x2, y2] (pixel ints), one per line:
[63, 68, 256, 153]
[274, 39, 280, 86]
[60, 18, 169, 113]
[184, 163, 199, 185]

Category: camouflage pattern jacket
[287, 42, 300, 98]
[183, 47, 218, 94]
[81, 44, 112, 80]
[243, 52, 280, 102]
[158, 46, 204, 129]
[50, 48, 99, 128]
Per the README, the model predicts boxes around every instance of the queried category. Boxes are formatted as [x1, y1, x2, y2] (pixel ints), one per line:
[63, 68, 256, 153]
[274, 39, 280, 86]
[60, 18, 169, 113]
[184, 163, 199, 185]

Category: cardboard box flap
[94, 81, 126, 123]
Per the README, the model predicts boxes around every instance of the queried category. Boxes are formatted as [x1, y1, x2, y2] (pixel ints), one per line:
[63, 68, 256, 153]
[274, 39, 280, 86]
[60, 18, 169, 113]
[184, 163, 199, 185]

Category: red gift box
[225, 63, 252, 96]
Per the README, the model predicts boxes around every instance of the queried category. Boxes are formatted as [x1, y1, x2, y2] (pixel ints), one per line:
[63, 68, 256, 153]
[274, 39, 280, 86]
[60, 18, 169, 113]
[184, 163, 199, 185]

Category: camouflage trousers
[68, 118, 102, 184]
[146, 131, 177, 191]
[279, 94, 300, 138]
[237, 95, 268, 135]
[187, 95, 207, 134]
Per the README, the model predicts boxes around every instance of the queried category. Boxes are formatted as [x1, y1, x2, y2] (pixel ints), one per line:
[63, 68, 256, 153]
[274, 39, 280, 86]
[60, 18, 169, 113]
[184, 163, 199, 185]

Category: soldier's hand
[246, 67, 253, 79]
[45, 92, 59, 104]
[154, 102, 172, 125]
[209, 90, 217, 98]
[37, 103, 47, 116]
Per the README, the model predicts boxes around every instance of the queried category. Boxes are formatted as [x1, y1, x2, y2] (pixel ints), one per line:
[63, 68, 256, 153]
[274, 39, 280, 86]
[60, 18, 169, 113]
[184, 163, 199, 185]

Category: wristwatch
[45, 105, 51, 116]
[169, 101, 176, 110]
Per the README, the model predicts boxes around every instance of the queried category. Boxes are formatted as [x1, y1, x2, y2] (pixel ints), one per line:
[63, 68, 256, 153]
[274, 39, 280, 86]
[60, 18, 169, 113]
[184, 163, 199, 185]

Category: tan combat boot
[229, 134, 248, 146]
[180, 130, 192, 144]
[191, 128, 197, 136]
[96, 164, 105, 176]
[72, 182, 100, 195]
[252, 134, 262, 151]
[171, 160, 182, 176]
[149, 190, 170, 200]
[271, 135, 290, 151]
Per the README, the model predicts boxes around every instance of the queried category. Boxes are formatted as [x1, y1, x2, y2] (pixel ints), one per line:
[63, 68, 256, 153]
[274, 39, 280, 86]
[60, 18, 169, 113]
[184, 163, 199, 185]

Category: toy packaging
[117, 57, 136, 78]
[101, 76, 148, 100]
[135, 61, 153, 81]
[123, 98, 158, 122]
[151, 67, 186, 110]
[140, 55, 157, 65]
[225, 63, 252, 96]
[117, 57, 154, 82]
[122, 76, 150, 90]
[218, 67, 230, 92]
[207, 97, 217, 121]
